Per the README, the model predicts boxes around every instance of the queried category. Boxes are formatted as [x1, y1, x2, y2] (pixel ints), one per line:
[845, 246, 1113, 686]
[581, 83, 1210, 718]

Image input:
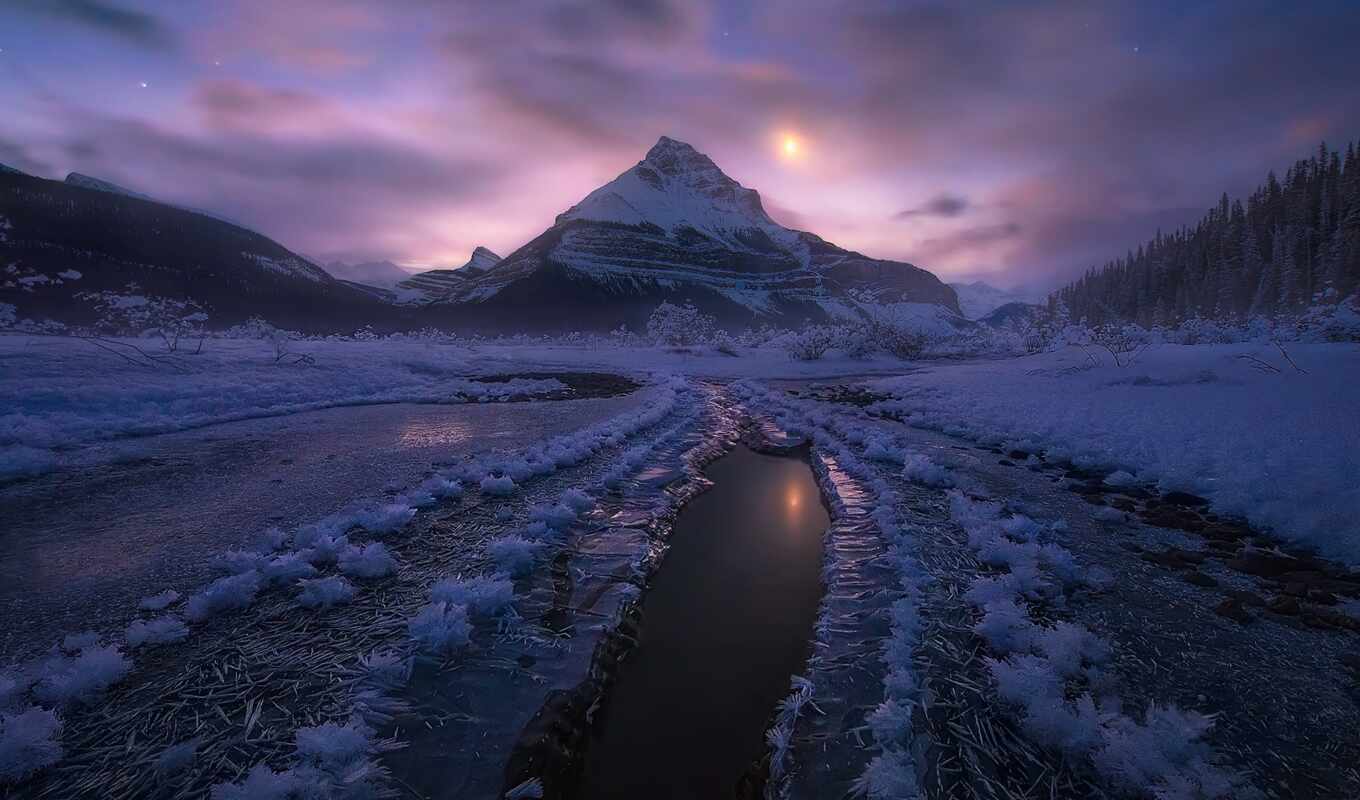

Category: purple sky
[2, 1, 1358, 287]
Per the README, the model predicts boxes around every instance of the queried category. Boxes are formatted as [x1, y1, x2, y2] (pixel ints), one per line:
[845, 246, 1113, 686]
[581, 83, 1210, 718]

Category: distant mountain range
[0, 165, 406, 332]
[948, 281, 1045, 319]
[1, 138, 965, 333]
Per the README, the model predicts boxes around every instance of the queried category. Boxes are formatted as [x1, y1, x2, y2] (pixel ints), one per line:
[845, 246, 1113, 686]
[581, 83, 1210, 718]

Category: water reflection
[578, 445, 829, 799]
[396, 417, 475, 448]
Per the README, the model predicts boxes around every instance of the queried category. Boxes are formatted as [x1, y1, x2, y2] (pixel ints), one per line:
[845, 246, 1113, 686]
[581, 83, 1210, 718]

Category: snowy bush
[645, 301, 716, 346]
[297, 577, 356, 609]
[407, 602, 471, 653]
[126, 616, 190, 648]
[338, 543, 396, 579]
[783, 325, 836, 360]
[81, 287, 209, 353]
[0, 706, 63, 785]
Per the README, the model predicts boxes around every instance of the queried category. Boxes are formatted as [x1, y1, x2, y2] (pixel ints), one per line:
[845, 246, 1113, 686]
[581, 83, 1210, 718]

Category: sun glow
[776, 132, 804, 162]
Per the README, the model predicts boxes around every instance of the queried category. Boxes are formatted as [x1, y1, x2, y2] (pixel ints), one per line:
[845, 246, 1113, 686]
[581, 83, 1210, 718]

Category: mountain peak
[463, 246, 501, 271]
[557, 136, 783, 248]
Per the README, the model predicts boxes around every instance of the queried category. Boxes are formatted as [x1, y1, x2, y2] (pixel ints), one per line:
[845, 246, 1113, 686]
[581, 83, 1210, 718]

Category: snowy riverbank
[866, 342, 1360, 563]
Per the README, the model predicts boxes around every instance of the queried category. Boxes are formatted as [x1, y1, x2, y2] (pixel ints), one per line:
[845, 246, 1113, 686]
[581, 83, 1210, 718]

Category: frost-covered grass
[870, 343, 1360, 563]
[948, 491, 1254, 798]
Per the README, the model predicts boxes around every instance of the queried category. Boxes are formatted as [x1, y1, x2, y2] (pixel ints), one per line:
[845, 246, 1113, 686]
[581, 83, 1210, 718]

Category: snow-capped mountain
[394, 247, 503, 303]
[322, 259, 415, 289]
[425, 137, 959, 332]
[949, 281, 1045, 320]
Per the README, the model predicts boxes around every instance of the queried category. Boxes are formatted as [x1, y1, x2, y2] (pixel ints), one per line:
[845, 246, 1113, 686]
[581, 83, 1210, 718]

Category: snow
[125, 616, 189, 648]
[0, 706, 62, 785]
[869, 343, 1360, 563]
[0, 337, 566, 479]
[407, 601, 471, 653]
[479, 474, 517, 495]
[296, 577, 356, 609]
[137, 590, 180, 611]
[338, 543, 396, 579]
[558, 137, 808, 261]
[30, 644, 131, 706]
[185, 571, 263, 621]
[430, 575, 514, 617]
[487, 535, 544, 577]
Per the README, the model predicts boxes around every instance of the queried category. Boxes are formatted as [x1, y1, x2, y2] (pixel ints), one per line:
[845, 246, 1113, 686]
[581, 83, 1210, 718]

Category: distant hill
[0, 166, 405, 332]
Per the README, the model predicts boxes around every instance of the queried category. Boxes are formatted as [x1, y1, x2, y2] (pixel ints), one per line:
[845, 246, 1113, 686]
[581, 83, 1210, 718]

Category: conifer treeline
[1052, 141, 1360, 326]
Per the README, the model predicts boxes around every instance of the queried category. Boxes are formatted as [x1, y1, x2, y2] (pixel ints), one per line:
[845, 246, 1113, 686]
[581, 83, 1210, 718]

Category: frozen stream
[0, 390, 649, 659]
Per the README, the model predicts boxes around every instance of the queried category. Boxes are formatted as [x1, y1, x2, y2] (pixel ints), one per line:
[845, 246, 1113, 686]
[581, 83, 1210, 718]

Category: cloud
[895, 193, 969, 220]
[917, 222, 1021, 255]
[9, 0, 173, 48]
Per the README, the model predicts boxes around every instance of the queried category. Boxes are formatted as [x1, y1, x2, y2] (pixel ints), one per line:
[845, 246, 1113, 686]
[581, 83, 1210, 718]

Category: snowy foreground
[1, 337, 1357, 798]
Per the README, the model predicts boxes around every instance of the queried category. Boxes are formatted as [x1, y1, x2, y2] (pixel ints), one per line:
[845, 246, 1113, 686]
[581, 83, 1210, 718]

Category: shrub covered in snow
[646, 301, 716, 347]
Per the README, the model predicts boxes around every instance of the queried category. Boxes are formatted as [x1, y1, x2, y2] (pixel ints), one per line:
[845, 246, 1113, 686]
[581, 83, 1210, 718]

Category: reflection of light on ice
[786, 485, 801, 508]
[396, 419, 475, 448]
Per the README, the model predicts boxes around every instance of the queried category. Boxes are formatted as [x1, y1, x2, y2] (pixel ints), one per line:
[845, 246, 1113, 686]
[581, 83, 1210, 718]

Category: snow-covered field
[2, 334, 1358, 797]
[866, 342, 1360, 563]
[0, 336, 921, 480]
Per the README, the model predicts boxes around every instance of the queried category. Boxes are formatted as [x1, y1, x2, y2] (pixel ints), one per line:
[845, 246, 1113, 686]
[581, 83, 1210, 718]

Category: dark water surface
[577, 444, 829, 799]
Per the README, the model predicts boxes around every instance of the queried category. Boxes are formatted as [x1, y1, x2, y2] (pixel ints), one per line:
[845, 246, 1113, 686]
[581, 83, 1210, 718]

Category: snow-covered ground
[3, 334, 1357, 797]
[865, 342, 1360, 563]
[0, 336, 921, 480]
[0, 389, 654, 658]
